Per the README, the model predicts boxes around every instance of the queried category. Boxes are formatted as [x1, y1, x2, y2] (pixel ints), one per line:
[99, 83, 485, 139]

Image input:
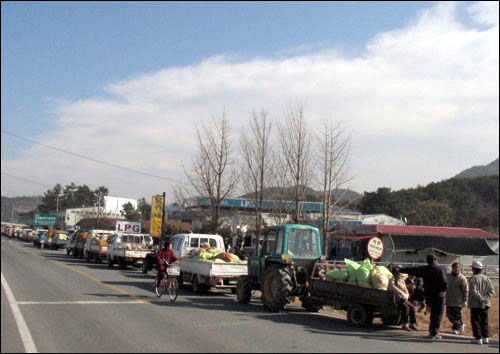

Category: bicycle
[155, 261, 179, 302]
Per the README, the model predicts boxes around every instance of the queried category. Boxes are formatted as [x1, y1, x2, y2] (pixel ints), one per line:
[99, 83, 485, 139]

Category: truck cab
[172, 233, 225, 258]
[238, 224, 322, 312]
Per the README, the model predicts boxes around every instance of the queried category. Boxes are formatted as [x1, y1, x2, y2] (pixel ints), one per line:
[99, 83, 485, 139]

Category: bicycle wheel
[167, 277, 179, 302]
[155, 275, 164, 297]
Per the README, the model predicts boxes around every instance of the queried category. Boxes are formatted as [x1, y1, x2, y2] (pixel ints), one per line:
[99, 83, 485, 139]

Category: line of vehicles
[3, 224, 401, 328]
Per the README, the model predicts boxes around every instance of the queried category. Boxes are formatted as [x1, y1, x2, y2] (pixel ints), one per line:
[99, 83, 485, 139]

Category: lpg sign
[115, 221, 142, 233]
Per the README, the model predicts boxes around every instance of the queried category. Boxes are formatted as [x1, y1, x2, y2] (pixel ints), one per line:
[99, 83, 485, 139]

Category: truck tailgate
[180, 258, 248, 277]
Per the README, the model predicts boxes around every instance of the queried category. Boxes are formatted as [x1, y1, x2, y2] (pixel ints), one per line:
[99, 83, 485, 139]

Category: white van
[172, 233, 226, 258]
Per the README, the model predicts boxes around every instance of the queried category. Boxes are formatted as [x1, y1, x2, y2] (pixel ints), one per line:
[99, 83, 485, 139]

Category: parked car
[52, 232, 70, 250]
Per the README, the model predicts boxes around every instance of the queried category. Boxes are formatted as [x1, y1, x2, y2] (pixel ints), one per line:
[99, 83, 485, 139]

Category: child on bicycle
[156, 240, 179, 287]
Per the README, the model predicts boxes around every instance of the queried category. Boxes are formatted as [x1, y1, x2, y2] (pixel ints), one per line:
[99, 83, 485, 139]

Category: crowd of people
[389, 254, 495, 345]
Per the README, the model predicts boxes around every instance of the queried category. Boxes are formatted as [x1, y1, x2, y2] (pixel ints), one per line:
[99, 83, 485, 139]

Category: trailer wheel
[261, 265, 293, 312]
[236, 276, 252, 304]
[347, 305, 374, 327]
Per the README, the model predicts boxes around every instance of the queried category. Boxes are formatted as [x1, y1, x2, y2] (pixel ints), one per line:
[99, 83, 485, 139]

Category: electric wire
[1, 130, 186, 185]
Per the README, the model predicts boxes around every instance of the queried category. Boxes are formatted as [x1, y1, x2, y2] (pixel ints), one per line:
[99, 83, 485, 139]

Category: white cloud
[467, 1, 499, 26]
[2, 1, 498, 202]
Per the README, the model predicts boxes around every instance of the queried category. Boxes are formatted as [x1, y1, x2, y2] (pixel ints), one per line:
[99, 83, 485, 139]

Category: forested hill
[454, 158, 499, 179]
[359, 175, 499, 234]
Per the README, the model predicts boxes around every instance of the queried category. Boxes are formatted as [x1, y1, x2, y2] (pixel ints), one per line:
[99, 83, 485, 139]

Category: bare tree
[318, 119, 352, 255]
[268, 149, 292, 226]
[182, 110, 239, 233]
[240, 110, 273, 255]
[277, 104, 314, 223]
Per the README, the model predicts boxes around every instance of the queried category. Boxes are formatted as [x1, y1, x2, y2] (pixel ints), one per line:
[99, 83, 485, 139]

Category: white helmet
[471, 260, 483, 270]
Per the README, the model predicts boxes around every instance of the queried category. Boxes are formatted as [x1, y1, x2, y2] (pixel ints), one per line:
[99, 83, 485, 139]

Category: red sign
[367, 237, 384, 260]
[115, 221, 142, 233]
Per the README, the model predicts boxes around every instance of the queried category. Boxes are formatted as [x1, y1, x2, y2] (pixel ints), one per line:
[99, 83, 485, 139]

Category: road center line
[1, 272, 38, 353]
[16, 300, 144, 305]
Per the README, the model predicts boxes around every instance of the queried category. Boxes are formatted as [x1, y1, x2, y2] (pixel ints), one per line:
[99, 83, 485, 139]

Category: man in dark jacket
[400, 254, 448, 339]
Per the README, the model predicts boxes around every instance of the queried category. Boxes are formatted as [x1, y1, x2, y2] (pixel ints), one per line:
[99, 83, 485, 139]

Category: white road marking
[16, 301, 144, 305]
[1, 272, 38, 353]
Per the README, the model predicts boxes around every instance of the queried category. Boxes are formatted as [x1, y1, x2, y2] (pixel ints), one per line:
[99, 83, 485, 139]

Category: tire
[261, 265, 293, 312]
[168, 277, 179, 302]
[119, 258, 126, 270]
[155, 275, 164, 297]
[192, 276, 202, 294]
[300, 297, 323, 312]
[347, 305, 374, 327]
[236, 276, 252, 304]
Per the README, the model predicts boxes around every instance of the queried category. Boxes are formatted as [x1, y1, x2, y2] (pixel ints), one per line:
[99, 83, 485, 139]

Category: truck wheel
[261, 265, 293, 312]
[300, 297, 323, 312]
[119, 258, 126, 270]
[236, 276, 252, 304]
[347, 305, 374, 327]
[192, 276, 202, 293]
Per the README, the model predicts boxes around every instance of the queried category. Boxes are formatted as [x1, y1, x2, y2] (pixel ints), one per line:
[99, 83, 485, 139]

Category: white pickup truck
[107, 233, 154, 269]
[172, 233, 248, 293]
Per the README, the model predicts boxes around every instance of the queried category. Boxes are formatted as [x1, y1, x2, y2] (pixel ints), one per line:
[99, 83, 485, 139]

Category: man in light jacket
[446, 262, 468, 335]
[468, 261, 495, 345]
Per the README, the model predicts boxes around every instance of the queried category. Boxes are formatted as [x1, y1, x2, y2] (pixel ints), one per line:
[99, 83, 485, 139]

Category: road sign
[33, 213, 57, 227]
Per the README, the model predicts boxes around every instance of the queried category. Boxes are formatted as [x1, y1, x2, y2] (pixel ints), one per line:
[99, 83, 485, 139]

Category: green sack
[356, 258, 372, 286]
[197, 252, 219, 260]
[325, 269, 348, 282]
[376, 265, 393, 279]
[345, 259, 360, 283]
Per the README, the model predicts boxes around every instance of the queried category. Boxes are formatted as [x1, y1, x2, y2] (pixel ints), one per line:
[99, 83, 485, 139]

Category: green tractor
[236, 224, 324, 312]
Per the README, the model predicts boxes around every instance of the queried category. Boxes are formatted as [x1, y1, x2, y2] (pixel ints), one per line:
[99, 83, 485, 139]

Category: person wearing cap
[400, 254, 448, 340]
[446, 262, 468, 335]
[468, 260, 495, 345]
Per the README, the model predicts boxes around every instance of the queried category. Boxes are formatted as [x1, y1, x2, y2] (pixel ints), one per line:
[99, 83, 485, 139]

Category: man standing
[446, 262, 468, 335]
[468, 261, 495, 345]
[400, 254, 448, 339]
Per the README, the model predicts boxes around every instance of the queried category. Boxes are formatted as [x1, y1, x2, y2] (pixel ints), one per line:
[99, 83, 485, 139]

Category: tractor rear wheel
[261, 265, 293, 312]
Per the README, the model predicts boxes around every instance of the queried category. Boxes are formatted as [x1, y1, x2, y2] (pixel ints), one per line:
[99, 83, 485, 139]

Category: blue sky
[1, 1, 498, 202]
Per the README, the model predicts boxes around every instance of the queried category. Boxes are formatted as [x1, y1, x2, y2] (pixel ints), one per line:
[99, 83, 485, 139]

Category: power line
[1, 172, 52, 188]
[1, 130, 186, 185]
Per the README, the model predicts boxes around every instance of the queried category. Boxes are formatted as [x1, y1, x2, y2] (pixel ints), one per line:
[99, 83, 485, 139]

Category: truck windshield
[287, 229, 319, 257]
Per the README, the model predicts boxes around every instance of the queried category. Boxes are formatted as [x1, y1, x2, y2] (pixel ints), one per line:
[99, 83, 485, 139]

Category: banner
[150, 195, 164, 236]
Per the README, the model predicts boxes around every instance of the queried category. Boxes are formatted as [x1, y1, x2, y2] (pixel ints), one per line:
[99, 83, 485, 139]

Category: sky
[1, 1, 499, 204]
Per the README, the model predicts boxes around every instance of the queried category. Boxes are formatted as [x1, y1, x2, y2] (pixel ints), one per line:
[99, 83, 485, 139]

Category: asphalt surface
[2, 236, 498, 353]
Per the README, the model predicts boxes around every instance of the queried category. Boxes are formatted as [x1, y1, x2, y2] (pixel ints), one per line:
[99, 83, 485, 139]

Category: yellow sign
[150, 195, 164, 236]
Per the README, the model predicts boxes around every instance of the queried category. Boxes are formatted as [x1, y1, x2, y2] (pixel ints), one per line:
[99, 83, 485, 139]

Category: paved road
[2, 236, 498, 353]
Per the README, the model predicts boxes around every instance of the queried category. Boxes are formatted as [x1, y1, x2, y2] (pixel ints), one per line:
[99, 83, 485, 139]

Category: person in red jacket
[156, 240, 179, 287]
